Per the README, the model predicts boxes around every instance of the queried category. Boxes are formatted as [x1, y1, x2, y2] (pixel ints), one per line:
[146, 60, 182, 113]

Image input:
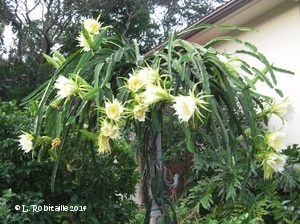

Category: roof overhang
[180, 0, 293, 44]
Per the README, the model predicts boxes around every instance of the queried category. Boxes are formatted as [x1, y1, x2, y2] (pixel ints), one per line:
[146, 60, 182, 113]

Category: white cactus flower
[143, 84, 171, 106]
[127, 74, 145, 92]
[133, 105, 148, 122]
[265, 131, 287, 152]
[266, 153, 288, 173]
[76, 32, 92, 51]
[263, 152, 288, 179]
[267, 98, 294, 121]
[137, 67, 160, 85]
[18, 132, 34, 153]
[105, 99, 124, 121]
[101, 121, 119, 139]
[83, 18, 101, 35]
[54, 76, 79, 99]
[173, 95, 197, 122]
[97, 132, 111, 154]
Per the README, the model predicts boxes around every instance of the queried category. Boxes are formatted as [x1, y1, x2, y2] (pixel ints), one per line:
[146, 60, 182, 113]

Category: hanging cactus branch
[18, 17, 295, 223]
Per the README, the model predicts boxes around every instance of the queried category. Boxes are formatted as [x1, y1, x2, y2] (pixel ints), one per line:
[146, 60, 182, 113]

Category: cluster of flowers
[217, 52, 294, 179]
[17, 18, 210, 155]
[96, 66, 210, 154]
[17, 17, 103, 154]
[18, 65, 210, 154]
[259, 98, 294, 179]
[17, 17, 294, 181]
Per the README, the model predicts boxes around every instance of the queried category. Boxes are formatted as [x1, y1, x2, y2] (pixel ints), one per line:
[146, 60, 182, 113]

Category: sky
[3, 25, 14, 48]
[3, 0, 41, 51]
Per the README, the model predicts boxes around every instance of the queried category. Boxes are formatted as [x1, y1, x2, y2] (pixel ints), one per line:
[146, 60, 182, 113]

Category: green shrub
[0, 101, 139, 223]
[175, 144, 300, 224]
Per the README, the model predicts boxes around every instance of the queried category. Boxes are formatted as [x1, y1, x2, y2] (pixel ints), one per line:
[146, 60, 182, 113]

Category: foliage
[175, 143, 300, 223]
[0, 101, 139, 223]
[0, 60, 54, 102]
[21, 16, 297, 224]
[129, 208, 146, 224]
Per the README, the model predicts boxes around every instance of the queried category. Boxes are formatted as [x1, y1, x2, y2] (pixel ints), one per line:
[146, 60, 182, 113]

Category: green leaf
[74, 51, 93, 74]
[94, 62, 104, 86]
[43, 53, 60, 68]
[100, 57, 115, 88]
[271, 65, 294, 75]
[167, 31, 176, 79]
[21, 81, 49, 104]
[33, 77, 56, 146]
[179, 23, 215, 34]
[186, 139, 195, 153]
[54, 110, 63, 137]
[251, 67, 273, 88]
[79, 129, 98, 141]
[244, 41, 258, 53]
[191, 54, 211, 93]
[210, 99, 229, 145]
[74, 101, 88, 122]
[113, 48, 124, 62]
[133, 39, 143, 66]
[50, 124, 70, 192]
[236, 49, 261, 61]
[181, 124, 195, 153]
[205, 36, 243, 48]
[82, 87, 100, 100]
[180, 24, 254, 35]
[51, 49, 66, 62]
[48, 148, 58, 160]
[55, 49, 82, 76]
[151, 109, 161, 133]
[275, 88, 284, 97]
[81, 25, 94, 49]
[258, 52, 277, 85]
[217, 25, 255, 32]
[93, 26, 109, 49]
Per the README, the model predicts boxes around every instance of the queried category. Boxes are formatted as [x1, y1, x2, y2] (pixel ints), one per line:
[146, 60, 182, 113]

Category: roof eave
[179, 0, 255, 40]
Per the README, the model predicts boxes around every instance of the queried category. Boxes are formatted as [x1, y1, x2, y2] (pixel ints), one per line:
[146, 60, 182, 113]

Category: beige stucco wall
[196, 1, 300, 145]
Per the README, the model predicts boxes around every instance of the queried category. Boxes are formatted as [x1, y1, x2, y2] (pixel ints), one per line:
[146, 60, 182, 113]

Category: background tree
[0, 0, 225, 102]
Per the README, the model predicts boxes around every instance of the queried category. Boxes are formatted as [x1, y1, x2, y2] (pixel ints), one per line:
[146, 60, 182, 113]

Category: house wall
[191, 1, 300, 145]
